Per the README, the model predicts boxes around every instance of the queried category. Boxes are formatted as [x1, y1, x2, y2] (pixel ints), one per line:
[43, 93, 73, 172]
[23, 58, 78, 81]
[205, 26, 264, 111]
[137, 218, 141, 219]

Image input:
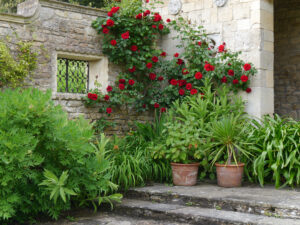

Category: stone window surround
[52, 51, 109, 98]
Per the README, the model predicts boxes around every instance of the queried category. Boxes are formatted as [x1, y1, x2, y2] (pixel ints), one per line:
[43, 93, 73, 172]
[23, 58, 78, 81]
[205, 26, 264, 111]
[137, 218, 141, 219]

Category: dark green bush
[0, 88, 121, 224]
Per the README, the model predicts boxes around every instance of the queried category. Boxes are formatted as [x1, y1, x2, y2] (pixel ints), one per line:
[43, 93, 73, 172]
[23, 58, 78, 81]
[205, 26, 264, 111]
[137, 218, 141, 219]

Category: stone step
[126, 183, 300, 219]
[116, 199, 300, 225]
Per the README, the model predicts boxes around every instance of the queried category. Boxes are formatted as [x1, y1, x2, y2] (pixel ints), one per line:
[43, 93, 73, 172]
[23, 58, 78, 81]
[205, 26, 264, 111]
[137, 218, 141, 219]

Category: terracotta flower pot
[215, 163, 245, 188]
[171, 162, 200, 186]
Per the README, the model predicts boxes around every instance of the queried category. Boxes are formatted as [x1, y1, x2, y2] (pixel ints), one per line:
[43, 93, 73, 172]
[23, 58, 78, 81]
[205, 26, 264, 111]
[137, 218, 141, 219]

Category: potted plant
[201, 115, 252, 187]
[151, 119, 200, 186]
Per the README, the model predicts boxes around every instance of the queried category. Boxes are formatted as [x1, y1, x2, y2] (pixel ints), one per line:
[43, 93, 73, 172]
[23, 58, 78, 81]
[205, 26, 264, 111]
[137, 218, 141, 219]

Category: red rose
[178, 80, 186, 87]
[176, 59, 183, 65]
[104, 95, 110, 101]
[246, 87, 252, 93]
[153, 13, 162, 22]
[182, 68, 189, 75]
[152, 25, 157, 29]
[143, 10, 150, 17]
[161, 52, 166, 57]
[160, 107, 166, 113]
[106, 86, 112, 92]
[233, 79, 239, 84]
[119, 79, 126, 84]
[107, 11, 113, 17]
[119, 83, 125, 90]
[190, 89, 198, 95]
[195, 72, 203, 80]
[128, 66, 136, 73]
[136, 13, 142, 19]
[106, 19, 114, 27]
[166, 18, 171, 23]
[158, 24, 164, 30]
[241, 75, 249, 82]
[198, 41, 202, 46]
[128, 79, 135, 85]
[170, 79, 177, 86]
[221, 76, 227, 83]
[121, 31, 130, 39]
[142, 104, 146, 108]
[149, 73, 156, 80]
[186, 83, 192, 90]
[204, 63, 215, 71]
[218, 44, 225, 53]
[158, 76, 164, 81]
[179, 89, 185, 96]
[87, 93, 98, 101]
[131, 45, 138, 51]
[102, 28, 109, 34]
[111, 6, 120, 13]
[174, 53, 179, 57]
[146, 0, 149, 3]
[228, 69, 234, 76]
[110, 40, 117, 46]
[243, 63, 251, 71]
[106, 107, 112, 114]
[154, 103, 159, 108]
[152, 56, 158, 63]
[146, 62, 153, 69]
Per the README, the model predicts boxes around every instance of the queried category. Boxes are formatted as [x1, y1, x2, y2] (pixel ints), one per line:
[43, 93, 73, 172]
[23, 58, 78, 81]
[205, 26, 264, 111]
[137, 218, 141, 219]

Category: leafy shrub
[0, 40, 37, 88]
[247, 115, 300, 188]
[150, 79, 246, 179]
[0, 88, 121, 223]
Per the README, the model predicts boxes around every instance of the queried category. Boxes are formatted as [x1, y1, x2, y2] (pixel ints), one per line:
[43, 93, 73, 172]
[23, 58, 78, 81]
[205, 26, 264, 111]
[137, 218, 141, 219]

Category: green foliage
[200, 115, 252, 166]
[0, 40, 37, 88]
[91, 115, 171, 192]
[106, 130, 171, 191]
[150, 79, 246, 179]
[39, 170, 77, 204]
[0, 88, 121, 223]
[247, 115, 300, 188]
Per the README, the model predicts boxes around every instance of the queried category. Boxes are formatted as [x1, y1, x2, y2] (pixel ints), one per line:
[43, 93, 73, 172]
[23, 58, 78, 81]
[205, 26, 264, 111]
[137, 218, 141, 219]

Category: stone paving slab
[118, 199, 300, 225]
[127, 183, 300, 218]
[130, 183, 300, 209]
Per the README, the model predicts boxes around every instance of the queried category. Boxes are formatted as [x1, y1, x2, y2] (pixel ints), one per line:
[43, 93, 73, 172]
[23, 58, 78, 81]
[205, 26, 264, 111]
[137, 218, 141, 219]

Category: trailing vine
[83, 0, 256, 115]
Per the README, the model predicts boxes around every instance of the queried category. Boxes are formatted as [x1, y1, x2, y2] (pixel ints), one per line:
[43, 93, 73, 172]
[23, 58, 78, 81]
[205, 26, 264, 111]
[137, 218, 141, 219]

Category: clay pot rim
[171, 162, 200, 166]
[215, 162, 245, 167]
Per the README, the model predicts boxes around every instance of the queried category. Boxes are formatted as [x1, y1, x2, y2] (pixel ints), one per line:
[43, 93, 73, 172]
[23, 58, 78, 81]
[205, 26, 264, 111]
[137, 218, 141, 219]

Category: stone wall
[274, 0, 300, 119]
[156, 0, 274, 119]
[0, 0, 153, 135]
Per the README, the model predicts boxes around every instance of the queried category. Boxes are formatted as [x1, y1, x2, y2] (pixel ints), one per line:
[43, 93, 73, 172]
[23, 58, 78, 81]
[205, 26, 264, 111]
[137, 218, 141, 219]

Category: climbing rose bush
[84, 1, 257, 114]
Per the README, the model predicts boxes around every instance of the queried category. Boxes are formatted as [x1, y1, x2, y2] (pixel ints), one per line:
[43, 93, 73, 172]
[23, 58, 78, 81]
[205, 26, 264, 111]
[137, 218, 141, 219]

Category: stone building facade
[0, 0, 298, 121]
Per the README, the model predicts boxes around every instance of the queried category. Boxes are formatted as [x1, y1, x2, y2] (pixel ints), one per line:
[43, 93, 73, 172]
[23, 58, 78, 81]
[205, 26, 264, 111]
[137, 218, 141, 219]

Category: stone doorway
[274, 0, 300, 119]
